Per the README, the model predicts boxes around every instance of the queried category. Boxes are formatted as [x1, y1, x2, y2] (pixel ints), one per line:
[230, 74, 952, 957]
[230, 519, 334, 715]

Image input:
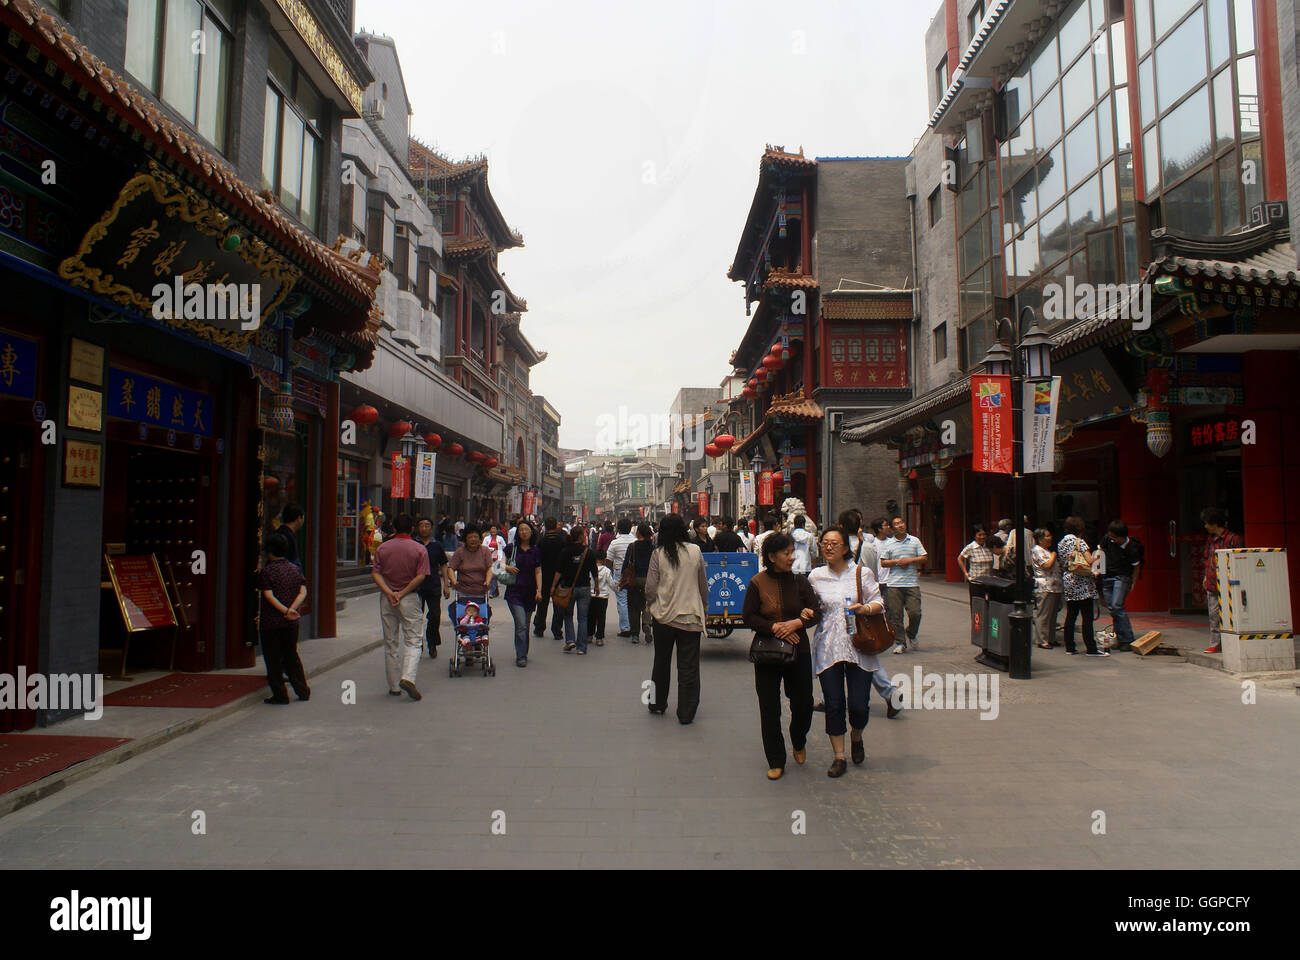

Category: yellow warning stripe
[1238, 633, 1294, 640]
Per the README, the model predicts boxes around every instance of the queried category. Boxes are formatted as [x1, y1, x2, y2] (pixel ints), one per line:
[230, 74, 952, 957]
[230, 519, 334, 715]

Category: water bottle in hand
[844, 597, 855, 634]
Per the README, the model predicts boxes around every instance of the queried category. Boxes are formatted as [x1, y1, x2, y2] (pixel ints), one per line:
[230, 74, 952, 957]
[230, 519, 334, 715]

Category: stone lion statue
[779, 497, 817, 535]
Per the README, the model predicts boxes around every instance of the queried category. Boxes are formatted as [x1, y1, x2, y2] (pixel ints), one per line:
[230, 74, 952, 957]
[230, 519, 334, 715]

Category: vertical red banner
[758, 471, 774, 505]
[522, 489, 536, 515]
[671, 501, 679, 514]
[697, 492, 708, 516]
[639, 505, 646, 517]
[971, 374, 1013, 474]
[391, 452, 410, 498]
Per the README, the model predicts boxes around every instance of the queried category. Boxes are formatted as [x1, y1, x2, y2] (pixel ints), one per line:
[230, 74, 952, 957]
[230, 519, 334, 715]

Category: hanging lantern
[742, 387, 756, 399]
[770, 343, 782, 357]
[933, 466, 948, 490]
[262, 475, 280, 493]
[467, 450, 484, 463]
[762, 355, 783, 370]
[445, 443, 464, 457]
[350, 404, 379, 426]
[714, 434, 735, 451]
[705, 443, 721, 458]
[388, 420, 413, 440]
[1144, 408, 1173, 458]
[423, 432, 442, 450]
[484, 457, 499, 469]
[747, 378, 759, 390]
[272, 384, 295, 433]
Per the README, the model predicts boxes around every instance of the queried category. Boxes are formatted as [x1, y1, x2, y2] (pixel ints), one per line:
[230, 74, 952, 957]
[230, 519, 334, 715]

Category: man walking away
[534, 516, 568, 639]
[371, 514, 430, 700]
[608, 518, 636, 637]
[879, 515, 926, 653]
[1097, 520, 1143, 651]
[1201, 507, 1242, 654]
[415, 517, 450, 658]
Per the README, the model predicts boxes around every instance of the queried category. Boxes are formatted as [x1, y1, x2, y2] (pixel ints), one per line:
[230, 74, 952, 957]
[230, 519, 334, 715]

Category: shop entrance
[0, 424, 38, 731]
[337, 458, 364, 568]
[1175, 454, 1244, 612]
[101, 441, 217, 672]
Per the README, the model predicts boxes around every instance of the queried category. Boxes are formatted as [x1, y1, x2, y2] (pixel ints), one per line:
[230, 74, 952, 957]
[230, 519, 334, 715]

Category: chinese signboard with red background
[971, 374, 1013, 474]
[824, 321, 908, 389]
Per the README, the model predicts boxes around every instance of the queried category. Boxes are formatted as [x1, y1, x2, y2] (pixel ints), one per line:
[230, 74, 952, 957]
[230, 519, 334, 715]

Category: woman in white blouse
[806, 527, 884, 778]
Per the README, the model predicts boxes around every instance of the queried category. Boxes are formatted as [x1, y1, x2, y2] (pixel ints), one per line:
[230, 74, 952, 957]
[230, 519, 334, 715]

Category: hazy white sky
[355, 0, 939, 449]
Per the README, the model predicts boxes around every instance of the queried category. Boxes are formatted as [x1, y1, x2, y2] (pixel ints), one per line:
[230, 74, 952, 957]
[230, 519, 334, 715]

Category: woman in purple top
[504, 519, 543, 667]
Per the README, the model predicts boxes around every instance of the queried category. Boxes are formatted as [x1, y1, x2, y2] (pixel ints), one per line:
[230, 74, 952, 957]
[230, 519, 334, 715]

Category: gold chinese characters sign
[67, 384, 102, 431]
[57, 161, 301, 351]
[271, 0, 365, 113]
[69, 338, 104, 386]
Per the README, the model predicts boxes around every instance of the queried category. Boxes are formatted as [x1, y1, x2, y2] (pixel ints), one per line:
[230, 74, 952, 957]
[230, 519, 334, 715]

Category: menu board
[105, 554, 177, 632]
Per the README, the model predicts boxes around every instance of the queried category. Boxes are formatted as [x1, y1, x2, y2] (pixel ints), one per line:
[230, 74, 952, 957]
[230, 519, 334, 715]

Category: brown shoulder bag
[850, 566, 896, 655]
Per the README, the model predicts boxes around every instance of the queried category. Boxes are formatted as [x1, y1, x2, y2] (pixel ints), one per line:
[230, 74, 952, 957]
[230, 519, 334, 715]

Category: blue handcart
[703, 552, 758, 639]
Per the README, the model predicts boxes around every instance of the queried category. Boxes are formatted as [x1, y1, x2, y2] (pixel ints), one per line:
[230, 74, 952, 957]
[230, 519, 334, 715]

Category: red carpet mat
[103, 673, 267, 709]
[0, 735, 132, 796]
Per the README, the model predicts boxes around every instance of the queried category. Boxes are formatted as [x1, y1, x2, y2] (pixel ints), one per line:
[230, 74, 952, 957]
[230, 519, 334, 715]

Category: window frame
[261, 38, 326, 233]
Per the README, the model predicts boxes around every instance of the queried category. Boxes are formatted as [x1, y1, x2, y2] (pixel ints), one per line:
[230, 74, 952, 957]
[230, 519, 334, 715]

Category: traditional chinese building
[844, 0, 1300, 615]
[725, 148, 914, 524]
[0, 0, 380, 728]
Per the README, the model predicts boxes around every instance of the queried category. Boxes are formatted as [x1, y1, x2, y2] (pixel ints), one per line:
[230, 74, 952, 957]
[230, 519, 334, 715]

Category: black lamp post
[981, 306, 1053, 681]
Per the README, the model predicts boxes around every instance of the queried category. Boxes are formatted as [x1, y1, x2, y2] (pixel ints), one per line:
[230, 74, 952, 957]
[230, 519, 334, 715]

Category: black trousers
[420, 591, 442, 649]
[754, 646, 814, 770]
[651, 623, 701, 722]
[533, 575, 564, 637]
[262, 625, 309, 701]
[627, 584, 648, 635]
[1063, 598, 1098, 654]
[587, 596, 609, 638]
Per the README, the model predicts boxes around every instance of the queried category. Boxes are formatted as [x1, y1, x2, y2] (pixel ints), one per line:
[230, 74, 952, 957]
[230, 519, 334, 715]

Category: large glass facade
[1134, 0, 1262, 234]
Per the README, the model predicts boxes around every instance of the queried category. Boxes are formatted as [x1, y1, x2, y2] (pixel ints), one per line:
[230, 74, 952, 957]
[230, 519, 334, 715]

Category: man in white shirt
[878, 515, 927, 654]
[606, 518, 637, 637]
[483, 524, 506, 598]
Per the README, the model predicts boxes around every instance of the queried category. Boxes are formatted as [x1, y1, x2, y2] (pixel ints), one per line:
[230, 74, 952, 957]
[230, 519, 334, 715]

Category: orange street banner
[972, 374, 1013, 474]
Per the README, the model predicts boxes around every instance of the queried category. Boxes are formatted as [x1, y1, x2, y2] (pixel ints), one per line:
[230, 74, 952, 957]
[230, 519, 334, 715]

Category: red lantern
[714, 435, 735, 451]
[350, 404, 379, 426]
[772, 471, 784, 485]
[445, 443, 463, 457]
[762, 355, 782, 370]
[770, 343, 782, 357]
[423, 432, 442, 450]
[467, 450, 484, 463]
[747, 378, 759, 390]
[262, 475, 279, 493]
[484, 457, 498, 469]
[388, 420, 413, 439]
[705, 444, 721, 458]
[742, 387, 756, 399]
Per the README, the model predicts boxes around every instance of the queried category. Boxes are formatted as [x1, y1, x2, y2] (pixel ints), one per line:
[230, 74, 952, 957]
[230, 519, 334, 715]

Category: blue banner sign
[107, 366, 214, 436]
[0, 331, 38, 400]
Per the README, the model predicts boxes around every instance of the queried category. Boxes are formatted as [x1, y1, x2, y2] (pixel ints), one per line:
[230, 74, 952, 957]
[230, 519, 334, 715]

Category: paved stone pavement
[1, 587, 1296, 869]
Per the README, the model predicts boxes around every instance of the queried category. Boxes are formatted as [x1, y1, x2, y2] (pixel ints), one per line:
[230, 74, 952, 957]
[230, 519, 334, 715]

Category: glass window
[1066, 113, 1099, 186]
[1118, 153, 1136, 218]
[1030, 35, 1060, 101]
[1235, 0, 1255, 53]
[1059, 0, 1092, 60]
[1154, 0, 1199, 39]
[1139, 56, 1156, 128]
[1156, 8, 1207, 114]
[1061, 53, 1096, 125]
[1144, 126, 1160, 194]
[1098, 93, 1114, 160]
[125, 0, 161, 90]
[279, 109, 304, 216]
[1114, 86, 1132, 151]
[1006, 170, 1038, 232]
[1038, 143, 1066, 212]
[1004, 70, 1032, 130]
[1101, 159, 1118, 221]
[1003, 239, 1016, 278]
[961, 219, 988, 275]
[1036, 85, 1063, 147]
[1087, 228, 1119, 284]
[1162, 164, 1215, 234]
[263, 44, 325, 232]
[1237, 55, 1260, 138]
[1242, 139, 1263, 211]
[268, 39, 294, 92]
[1160, 87, 1211, 186]
[1208, 0, 1231, 68]
[261, 86, 280, 193]
[1212, 68, 1235, 153]
[160, 0, 202, 124]
[1217, 152, 1240, 231]
[960, 166, 986, 229]
[1004, 115, 1037, 186]
[196, 16, 230, 148]
[300, 134, 319, 232]
[1135, 0, 1153, 54]
[1015, 226, 1041, 278]
[1122, 220, 1138, 280]
[1039, 200, 1070, 266]
[1092, 28, 1110, 91]
[1110, 20, 1128, 85]
[1069, 173, 1102, 243]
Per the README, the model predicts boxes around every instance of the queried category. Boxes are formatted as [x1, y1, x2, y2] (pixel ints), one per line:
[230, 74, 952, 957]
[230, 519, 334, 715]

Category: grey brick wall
[813, 158, 913, 291]
[913, 127, 961, 394]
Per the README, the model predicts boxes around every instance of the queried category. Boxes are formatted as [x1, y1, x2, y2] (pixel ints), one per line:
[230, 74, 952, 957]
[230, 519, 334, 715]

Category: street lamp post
[981, 306, 1053, 681]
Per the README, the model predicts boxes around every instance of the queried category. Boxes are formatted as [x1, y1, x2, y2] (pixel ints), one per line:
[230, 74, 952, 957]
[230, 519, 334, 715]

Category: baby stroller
[448, 596, 495, 677]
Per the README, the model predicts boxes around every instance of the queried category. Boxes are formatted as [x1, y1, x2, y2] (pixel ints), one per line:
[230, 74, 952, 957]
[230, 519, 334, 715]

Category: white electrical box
[1215, 548, 1293, 635]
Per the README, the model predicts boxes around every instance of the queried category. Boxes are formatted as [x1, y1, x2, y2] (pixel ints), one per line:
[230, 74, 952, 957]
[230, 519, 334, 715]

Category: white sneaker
[892, 643, 905, 654]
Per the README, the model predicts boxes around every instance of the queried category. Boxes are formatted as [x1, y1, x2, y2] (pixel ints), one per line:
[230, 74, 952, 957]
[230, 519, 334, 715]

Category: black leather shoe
[851, 739, 865, 764]
[648, 705, 666, 716]
[813, 700, 826, 712]
[827, 758, 848, 778]
[886, 697, 901, 719]
[264, 697, 290, 705]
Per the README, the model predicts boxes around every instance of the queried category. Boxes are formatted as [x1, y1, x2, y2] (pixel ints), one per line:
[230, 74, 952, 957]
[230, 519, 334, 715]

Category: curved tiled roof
[0, 0, 379, 313]
[408, 139, 524, 249]
[762, 267, 819, 292]
[766, 389, 824, 422]
[1149, 241, 1299, 286]
[445, 237, 496, 260]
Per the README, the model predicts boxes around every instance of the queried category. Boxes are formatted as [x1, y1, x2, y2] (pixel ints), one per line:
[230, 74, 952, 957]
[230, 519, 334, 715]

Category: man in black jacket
[533, 517, 568, 639]
[1098, 519, 1143, 651]
[712, 517, 745, 552]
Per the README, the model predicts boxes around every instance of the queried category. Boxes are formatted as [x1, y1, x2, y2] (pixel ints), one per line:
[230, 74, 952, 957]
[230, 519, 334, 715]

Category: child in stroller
[449, 597, 495, 677]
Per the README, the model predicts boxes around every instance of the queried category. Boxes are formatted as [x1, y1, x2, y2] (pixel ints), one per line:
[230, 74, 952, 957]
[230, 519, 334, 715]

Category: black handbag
[748, 634, 797, 666]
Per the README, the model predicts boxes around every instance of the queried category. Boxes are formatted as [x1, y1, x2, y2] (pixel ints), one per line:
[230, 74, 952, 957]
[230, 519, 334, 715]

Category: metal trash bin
[969, 575, 1016, 653]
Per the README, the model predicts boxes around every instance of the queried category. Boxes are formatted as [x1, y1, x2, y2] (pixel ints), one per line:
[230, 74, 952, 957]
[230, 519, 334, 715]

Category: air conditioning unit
[829, 411, 844, 433]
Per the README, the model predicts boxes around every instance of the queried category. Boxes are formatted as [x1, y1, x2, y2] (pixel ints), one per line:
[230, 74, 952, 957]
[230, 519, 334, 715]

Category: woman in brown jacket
[742, 532, 823, 780]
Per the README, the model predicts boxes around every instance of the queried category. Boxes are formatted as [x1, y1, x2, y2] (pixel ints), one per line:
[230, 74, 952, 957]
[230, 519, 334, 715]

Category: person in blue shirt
[878, 515, 927, 653]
